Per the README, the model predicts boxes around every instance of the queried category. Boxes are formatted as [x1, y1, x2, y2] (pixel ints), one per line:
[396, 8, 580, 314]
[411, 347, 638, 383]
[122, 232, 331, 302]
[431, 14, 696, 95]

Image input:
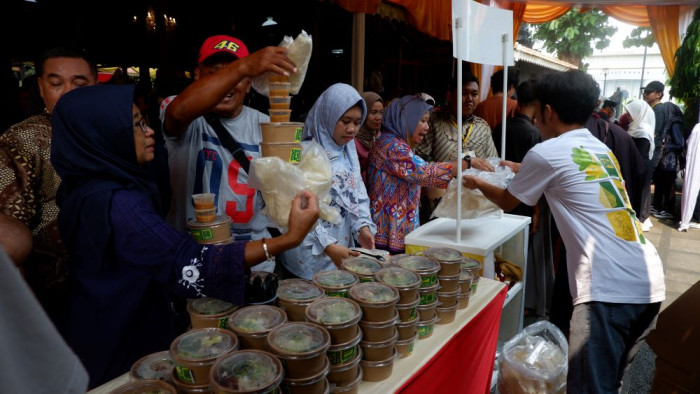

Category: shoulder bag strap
[204, 113, 250, 174]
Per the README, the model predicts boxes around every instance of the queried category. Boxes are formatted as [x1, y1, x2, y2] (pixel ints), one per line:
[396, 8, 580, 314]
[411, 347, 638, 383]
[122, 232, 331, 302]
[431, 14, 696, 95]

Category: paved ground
[519, 193, 700, 393]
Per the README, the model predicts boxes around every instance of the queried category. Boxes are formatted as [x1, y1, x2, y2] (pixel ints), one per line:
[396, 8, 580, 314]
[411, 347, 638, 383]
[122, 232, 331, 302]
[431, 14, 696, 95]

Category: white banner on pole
[452, 0, 514, 66]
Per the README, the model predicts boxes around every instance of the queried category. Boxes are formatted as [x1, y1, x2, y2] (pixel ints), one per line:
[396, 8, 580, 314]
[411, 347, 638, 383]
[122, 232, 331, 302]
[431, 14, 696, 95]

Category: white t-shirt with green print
[508, 129, 665, 306]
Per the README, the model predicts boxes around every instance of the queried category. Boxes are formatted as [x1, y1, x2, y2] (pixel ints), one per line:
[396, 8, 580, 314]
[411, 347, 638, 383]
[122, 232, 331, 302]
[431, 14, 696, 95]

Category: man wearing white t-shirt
[161, 35, 296, 272]
[463, 70, 665, 393]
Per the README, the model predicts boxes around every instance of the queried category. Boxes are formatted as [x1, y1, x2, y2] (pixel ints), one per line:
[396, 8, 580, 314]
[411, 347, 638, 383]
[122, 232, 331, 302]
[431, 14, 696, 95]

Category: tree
[531, 8, 617, 68]
[670, 6, 700, 133]
[622, 27, 655, 49]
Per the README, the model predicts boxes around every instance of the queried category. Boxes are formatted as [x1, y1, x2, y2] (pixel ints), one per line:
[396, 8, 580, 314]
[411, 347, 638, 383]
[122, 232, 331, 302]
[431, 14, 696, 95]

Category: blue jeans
[567, 301, 661, 394]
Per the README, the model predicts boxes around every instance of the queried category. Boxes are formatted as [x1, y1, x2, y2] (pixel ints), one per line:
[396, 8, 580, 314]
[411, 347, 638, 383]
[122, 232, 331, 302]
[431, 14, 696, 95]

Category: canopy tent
[334, 0, 698, 82]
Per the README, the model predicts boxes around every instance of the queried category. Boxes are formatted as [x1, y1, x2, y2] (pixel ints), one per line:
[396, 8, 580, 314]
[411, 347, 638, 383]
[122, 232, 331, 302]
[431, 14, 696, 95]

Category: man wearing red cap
[160, 35, 296, 272]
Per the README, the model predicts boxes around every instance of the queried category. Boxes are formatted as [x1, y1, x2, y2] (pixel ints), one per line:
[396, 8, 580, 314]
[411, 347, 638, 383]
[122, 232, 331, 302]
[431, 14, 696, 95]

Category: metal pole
[501, 34, 508, 162]
[456, 15, 464, 244]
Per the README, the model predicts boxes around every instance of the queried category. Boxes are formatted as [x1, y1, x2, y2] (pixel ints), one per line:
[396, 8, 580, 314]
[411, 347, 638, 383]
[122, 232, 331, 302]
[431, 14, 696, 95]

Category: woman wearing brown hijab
[354, 91, 384, 185]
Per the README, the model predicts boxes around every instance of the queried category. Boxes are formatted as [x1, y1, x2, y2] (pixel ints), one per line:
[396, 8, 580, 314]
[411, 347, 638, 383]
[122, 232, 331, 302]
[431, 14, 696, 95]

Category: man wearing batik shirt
[415, 72, 497, 222]
[0, 46, 97, 319]
[463, 70, 664, 393]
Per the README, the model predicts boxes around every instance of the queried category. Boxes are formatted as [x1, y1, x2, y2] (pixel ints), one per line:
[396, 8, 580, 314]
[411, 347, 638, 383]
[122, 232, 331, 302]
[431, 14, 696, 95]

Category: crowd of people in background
[0, 34, 696, 393]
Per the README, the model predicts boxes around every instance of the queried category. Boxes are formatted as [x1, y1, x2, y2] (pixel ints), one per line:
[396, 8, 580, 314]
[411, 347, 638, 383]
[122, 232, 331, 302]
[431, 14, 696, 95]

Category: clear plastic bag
[252, 30, 312, 96]
[432, 159, 515, 220]
[248, 141, 340, 229]
[497, 321, 568, 394]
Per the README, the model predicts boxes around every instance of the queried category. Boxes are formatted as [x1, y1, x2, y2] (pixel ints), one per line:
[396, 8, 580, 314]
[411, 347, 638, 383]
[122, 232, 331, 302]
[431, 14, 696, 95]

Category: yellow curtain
[648, 5, 680, 78]
[332, 0, 381, 14]
[523, 5, 571, 24]
[600, 6, 650, 27]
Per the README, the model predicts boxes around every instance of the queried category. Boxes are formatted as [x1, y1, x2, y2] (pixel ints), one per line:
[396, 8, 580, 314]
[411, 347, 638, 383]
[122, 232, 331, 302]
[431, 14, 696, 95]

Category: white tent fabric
[679, 123, 700, 231]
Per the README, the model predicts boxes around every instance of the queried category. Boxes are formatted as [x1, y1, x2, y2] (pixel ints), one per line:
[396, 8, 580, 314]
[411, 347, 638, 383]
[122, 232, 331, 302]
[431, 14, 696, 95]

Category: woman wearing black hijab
[51, 84, 319, 387]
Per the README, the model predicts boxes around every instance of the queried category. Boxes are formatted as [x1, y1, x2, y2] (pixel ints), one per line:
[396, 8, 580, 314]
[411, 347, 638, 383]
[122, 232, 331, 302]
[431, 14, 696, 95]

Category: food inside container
[191, 193, 215, 209]
[130, 350, 175, 382]
[423, 247, 464, 276]
[187, 298, 237, 329]
[111, 379, 176, 393]
[341, 256, 382, 282]
[228, 305, 287, 350]
[391, 254, 440, 288]
[348, 282, 399, 322]
[269, 96, 292, 109]
[458, 269, 474, 294]
[170, 328, 238, 385]
[276, 279, 325, 321]
[313, 270, 359, 297]
[375, 266, 421, 304]
[460, 257, 482, 294]
[209, 349, 284, 393]
[266, 322, 331, 379]
[360, 349, 397, 382]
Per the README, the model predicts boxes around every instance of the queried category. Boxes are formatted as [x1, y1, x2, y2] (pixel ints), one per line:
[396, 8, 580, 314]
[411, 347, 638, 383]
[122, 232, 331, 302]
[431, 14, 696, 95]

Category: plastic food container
[423, 247, 464, 276]
[305, 297, 362, 344]
[395, 295, 420, 322]
[327, 328, 363, 366]
[266, 322, 331, 380]
[327, 349, 361, 385]
[268, 110, 292, 123]
[460, 257, 482, 294]
[191, 193, 215, 209]
[209, 349, 284, 393]
[395, 333, 419, 358]
[269, 82, 291, 96]
[417, 300, 438, 322]
[395, 318, 419, 341]
[269, 74, 290, 83]
[437, 303, 459, 325]
[436, 288, 460, 308]
[417, 283, 439, 305]
[349, 282, 399, 322]
[458, 269, 474, 294]
[358, 312, 399, 342]
[187, 298, 238, 329]
[245, 271, 279, 306]
[260, 122, 303, 143]
[227, 305, 287, 350]
[391, 254, 440, 288]
[360, 349, 397, 382]
[170, 369, 211, 393]
[341, 256, 383, 282]
[260, 142, 302, 164]
[359, 328, 398, 362]
[330, 367, 362, 394]
[188, 215, 232, 244]
[170, 327, 239, 386]
[457, 290, 473, 310]
[129, 350, 175, 382]
[417, 316, 439, 339]
[436, 273, 460, 293]
[374, 266, 421, 304]
[276, 279, 325, 322]
[279, 361, 329, 394]
[111, 379, 177, 393]
[269, 95, 292, 109]
[313, 270, 359, 298]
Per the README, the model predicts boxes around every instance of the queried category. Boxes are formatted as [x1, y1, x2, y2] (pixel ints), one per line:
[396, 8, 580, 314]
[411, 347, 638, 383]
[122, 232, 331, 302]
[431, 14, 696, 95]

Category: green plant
[670, 5, 700, 129]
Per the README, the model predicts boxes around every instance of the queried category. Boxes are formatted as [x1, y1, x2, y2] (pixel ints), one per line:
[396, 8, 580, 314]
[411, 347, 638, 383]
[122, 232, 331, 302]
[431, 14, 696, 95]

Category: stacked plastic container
[187, 193, 233, 245]
[260, 75, 303, 164]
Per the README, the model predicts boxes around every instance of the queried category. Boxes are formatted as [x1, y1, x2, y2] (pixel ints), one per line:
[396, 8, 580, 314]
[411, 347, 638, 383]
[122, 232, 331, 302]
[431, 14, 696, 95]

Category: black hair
[448, 72, 479, 92]
[515, 80, 536, 107]
[533, 70, 599, 125]
[36, 46, 97, 79]
[490, 67, 519, 93]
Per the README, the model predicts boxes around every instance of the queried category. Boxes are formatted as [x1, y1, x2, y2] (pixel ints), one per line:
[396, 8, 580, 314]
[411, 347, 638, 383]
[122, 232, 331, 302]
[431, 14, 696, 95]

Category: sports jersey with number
[161, 97, 272, 248]
[507, 129, 665, 306]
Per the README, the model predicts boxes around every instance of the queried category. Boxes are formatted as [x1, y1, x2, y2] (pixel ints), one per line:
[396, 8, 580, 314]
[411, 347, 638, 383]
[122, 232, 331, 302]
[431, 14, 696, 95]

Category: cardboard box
[647, 280, 700, 393]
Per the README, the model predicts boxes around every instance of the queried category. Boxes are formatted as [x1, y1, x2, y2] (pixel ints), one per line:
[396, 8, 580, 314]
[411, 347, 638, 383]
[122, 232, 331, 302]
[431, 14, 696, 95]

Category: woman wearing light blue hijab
[279, 83, 377, 279]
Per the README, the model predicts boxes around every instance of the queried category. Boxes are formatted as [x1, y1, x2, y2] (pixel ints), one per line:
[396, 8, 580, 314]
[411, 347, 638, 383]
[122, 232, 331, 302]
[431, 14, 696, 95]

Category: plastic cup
[395, 333, 419, 358]
[129, 350, 175, 382]
[313, 270, 359, 298]
[436, 273, 460, 293]
[375, 266, 421, 304]
[194, 207, 216, 223]
[265, 322, 331, 379]
[191, 193, 215, 209]
[169, 327, 239, 386]
[360, 329, 398, 362]
[391, 254, 441, 288]
[326, 328, 363, 366]
[417, 283, 439, 305]
[187, 298, 238, 329]
[396, 318, 419, 341]
[437, 303, 459, 324]
[330, 367, 362, 394]
[360, 349, 397, 382]
[276, 279, 325, 321]
[327, 349, 361, 385]
[358, 311, 399, 342]
[279, 360, 329, 394]
[457, 290, 473, 309]
[348, 282, 399, 322]
[227, 305, 287, 350]
[268, 109, 292, 123]
[259, 142, 302, 164]
[460, 257, 482, 294]
[188, 216, 232, 244]
[436, 288, 460, 308]
[269, 82, 291, 96]
[111, 379, 177, 393]
[209, 349, 284, 393]
[260, 122, 303, 143]
[417, 300, 438, 322]
[342, 256, 383, 282]
[423, 247, 464, 276]
[417, 316, 439, 339]
[305, 297, 362, 344]
[269, 95, 292, 109]
[269, 74, 290, 83]
[396, 295, 420, 323]
[458, 269, 474, 294]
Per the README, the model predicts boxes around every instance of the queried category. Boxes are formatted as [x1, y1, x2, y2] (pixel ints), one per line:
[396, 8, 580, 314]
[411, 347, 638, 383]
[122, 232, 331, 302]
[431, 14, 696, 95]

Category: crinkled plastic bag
[432, 159, 515, 220]
[248, 141, 340, 229]
[497, 321, 568, 394]
[252, 30, 312, 96]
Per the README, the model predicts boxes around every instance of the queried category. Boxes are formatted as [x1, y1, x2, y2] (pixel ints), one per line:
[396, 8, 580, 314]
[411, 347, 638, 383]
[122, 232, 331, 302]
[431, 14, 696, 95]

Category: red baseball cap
[198, 35, 249, 64]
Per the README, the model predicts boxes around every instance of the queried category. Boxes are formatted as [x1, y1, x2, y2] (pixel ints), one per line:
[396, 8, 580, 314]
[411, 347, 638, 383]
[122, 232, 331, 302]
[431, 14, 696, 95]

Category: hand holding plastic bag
[497, 321, 568, 394]
[252, 30, 312, 96]
[248, 141, 340, 229]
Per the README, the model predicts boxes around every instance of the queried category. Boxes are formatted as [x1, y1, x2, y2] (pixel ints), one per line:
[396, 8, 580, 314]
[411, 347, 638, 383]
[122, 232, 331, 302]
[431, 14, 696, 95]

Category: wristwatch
[464, 155, 472, 169]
